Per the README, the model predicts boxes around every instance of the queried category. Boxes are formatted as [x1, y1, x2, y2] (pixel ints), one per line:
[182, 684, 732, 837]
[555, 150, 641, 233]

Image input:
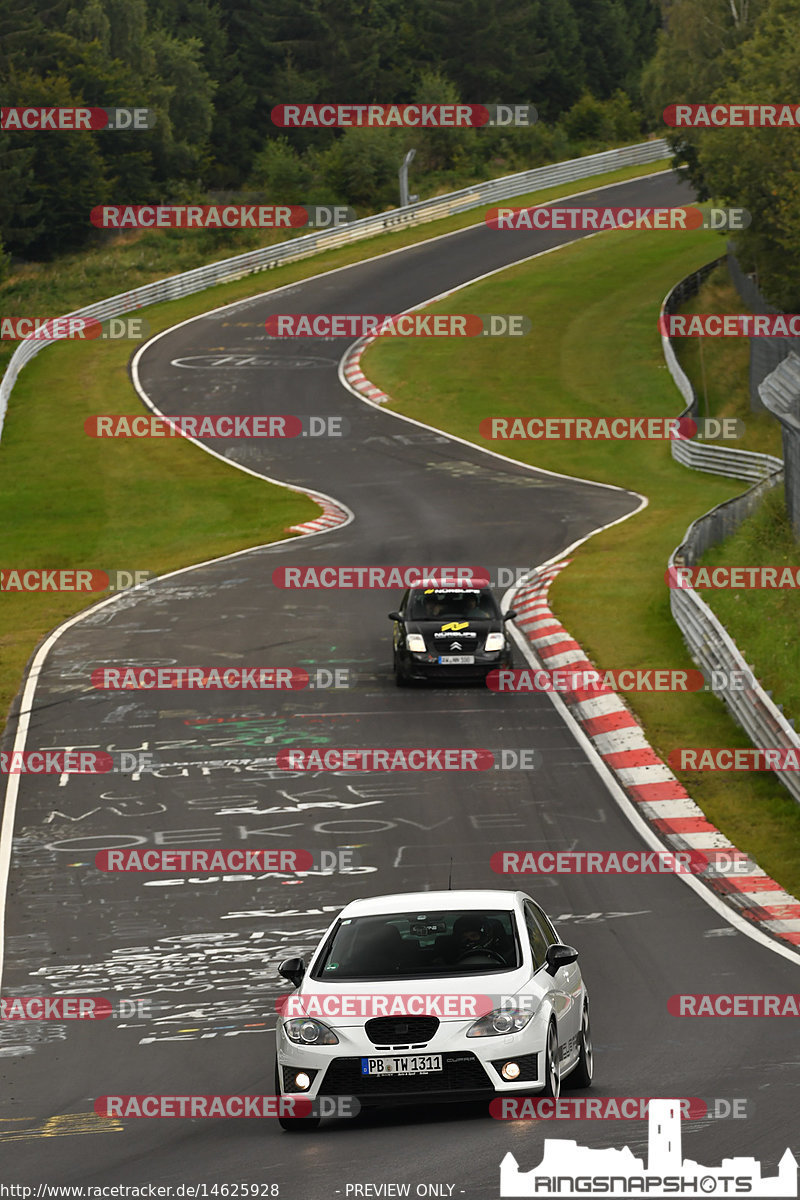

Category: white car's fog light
[294, 1072, 311, 1091]
[501, 1061, 520, 1081]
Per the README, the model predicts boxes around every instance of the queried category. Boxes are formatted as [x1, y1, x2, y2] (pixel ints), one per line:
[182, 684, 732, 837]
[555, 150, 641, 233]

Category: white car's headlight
[466, 1008, 533, 1037]
[406, 634, 426, 652]
[484, 633, 505, 652]
[283, 1018, 339, 1046]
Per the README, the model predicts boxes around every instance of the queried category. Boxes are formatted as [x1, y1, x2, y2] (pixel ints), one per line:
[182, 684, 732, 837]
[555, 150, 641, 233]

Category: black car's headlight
[283, 1018, 339, 1046]
[406, 634, 426, 652]
[467, 1008, 533, 1037]
[484, 633, 506, 652]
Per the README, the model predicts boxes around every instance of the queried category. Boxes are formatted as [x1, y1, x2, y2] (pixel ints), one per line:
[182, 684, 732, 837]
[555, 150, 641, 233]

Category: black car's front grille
[364, 1016, 439, 1045]
[322, 1053, 492, 1094]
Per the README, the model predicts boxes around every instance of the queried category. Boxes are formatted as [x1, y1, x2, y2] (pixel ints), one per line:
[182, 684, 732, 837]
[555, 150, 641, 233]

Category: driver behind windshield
[442, 914, 503, 964]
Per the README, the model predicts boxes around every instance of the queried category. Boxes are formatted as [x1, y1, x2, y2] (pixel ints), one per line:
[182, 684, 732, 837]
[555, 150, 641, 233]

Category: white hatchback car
[274, 889, 592, 1129]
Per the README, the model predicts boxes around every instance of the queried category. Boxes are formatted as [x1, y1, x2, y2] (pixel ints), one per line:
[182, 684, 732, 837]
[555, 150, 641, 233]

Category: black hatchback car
[389, 586, 516, 685]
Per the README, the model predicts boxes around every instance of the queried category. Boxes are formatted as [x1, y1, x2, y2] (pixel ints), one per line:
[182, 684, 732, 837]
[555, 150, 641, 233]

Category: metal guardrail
[727, 247, 793, 411]
[0, 138, 670, 441]
[663, 265, 800, 804]
[661, 258, 783, 483]
[758, 351, 800, 538]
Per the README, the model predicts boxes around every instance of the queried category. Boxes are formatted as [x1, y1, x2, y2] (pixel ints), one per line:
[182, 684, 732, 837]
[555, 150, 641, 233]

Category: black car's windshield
[407, 588, 501, 623]
[311, 909, 520, 980]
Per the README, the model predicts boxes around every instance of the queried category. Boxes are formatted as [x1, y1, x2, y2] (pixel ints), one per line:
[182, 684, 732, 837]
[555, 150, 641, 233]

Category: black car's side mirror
[388, 611, 402, 621]
[503, 610, 518, 622]
[545, 943, 579, 975]
[278, 957, 306, 987]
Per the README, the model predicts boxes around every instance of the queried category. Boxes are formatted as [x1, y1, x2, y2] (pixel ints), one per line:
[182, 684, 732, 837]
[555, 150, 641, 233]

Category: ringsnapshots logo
[498, 1099, 795, 1198]
[84, 414, 348, 438]
[486, 206, 750, 232]
[271, 103, 537, 128]
[91, 205, 355, 229]
[265, 313, 530, 337]
[0, 316, 150, 341]
[1, 107, 155, 131]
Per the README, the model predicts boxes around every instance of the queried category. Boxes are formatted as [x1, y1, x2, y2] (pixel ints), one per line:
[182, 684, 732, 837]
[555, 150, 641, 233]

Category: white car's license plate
[361, 1054, 443, 1076]
[438, 655, 474, 665]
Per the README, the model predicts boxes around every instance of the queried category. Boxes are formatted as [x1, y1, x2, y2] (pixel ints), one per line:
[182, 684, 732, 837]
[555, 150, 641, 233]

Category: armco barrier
[0, 139, 669, 442]
[727, 247, 793, 411]
[662, 264, 800, 805]
[758, 351, 800, 538]
[660, 258, 783, 483]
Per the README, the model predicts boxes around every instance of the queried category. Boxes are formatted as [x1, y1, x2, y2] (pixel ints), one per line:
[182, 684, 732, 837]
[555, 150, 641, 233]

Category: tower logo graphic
[500, 1099, 797, 1197]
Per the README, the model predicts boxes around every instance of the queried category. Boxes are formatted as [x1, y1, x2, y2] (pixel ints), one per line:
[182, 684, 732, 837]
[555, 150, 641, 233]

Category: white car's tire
[564, 1005, 593, 1090]
[542, 1020, 561, 1099]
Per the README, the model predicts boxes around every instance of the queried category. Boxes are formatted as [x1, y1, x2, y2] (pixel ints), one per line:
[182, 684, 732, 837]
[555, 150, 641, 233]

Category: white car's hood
[280, 965, 547, 1027]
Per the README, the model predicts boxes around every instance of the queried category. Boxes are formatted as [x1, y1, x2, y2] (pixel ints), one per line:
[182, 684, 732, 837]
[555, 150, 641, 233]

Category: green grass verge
[700, 488, 800, 716]
[674, 262, 783, 457]
[0, 158, 670, 726]
[361, 225, 800, 898]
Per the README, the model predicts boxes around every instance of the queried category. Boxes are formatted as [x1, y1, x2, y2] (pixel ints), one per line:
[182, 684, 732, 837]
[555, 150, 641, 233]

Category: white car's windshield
[312, 909, 520, 980]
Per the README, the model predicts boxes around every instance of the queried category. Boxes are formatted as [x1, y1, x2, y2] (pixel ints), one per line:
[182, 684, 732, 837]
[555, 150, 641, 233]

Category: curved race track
[1, 170, 797, 1197]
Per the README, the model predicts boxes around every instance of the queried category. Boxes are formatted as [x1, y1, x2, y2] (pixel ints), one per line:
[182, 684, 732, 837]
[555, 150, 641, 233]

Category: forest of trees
[0, 0, 659, 264]
[644, 0, 800, 308]
[1, 0, 799, 307]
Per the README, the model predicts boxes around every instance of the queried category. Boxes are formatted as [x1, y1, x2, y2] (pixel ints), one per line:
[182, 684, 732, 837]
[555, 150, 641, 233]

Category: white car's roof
[338, 890, 523, 918]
